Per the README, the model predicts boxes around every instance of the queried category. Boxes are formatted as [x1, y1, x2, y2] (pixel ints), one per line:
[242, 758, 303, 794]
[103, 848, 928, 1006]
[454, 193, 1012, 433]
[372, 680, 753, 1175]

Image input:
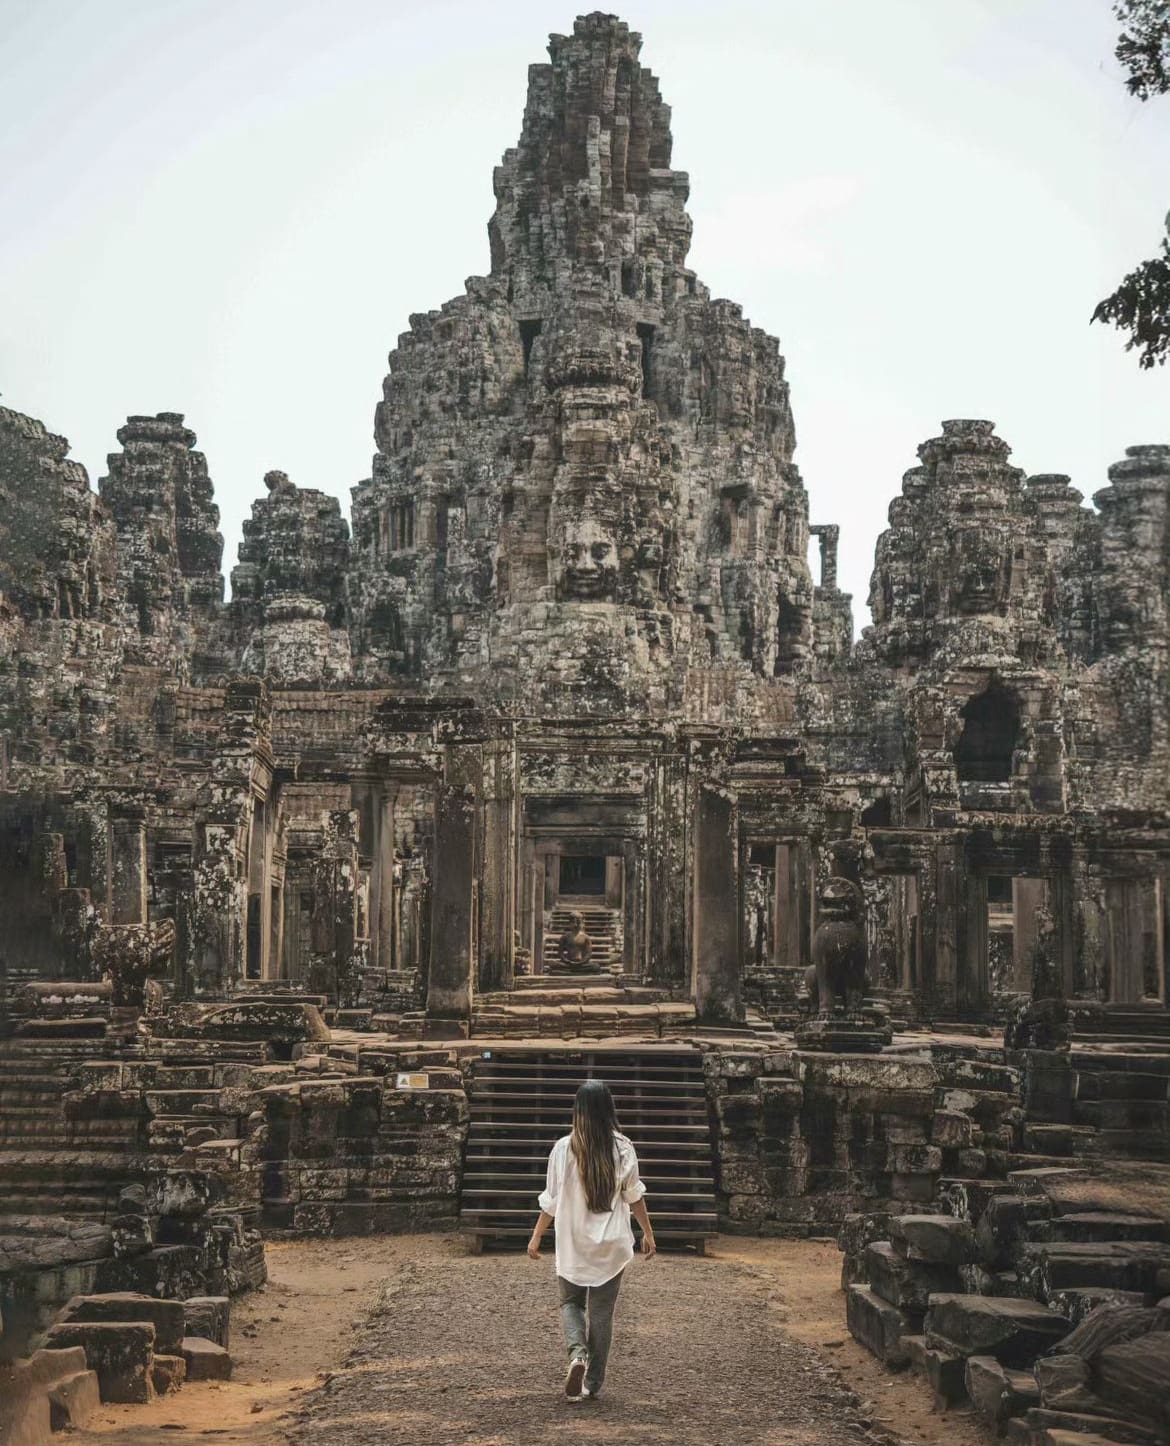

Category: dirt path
[74, 1234, 989, 1446]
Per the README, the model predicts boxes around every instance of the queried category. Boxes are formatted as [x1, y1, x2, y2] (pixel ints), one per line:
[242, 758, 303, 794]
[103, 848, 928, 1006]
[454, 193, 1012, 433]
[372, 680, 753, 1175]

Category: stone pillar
[931, 838, 960, 1014]
[959, 871, 989, 1013]
[1012, 877, 1044, 990]
[426, 746, 480, 1024]
[692, 780, 741, 1024]
[647, 751, 687, 986]
[368, 785, 396, 973]
[1048, 869, 1077, 998]
[478, 733, 516, 993]
[109, 811, 147, 925]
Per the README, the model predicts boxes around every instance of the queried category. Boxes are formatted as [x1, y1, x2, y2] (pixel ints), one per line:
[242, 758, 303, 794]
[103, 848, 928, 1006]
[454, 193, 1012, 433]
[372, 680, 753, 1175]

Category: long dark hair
[571, 1080, 620, 1213]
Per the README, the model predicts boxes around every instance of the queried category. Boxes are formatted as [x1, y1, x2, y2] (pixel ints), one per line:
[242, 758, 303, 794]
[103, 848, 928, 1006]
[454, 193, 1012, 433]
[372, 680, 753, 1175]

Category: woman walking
[527, 1079, 657, 1401]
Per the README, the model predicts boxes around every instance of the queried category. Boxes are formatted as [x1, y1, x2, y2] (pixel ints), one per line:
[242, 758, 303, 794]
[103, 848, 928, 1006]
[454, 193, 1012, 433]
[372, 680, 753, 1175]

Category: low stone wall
[706, 1050, 942, 1233]
[259, 1053, 469, 1234]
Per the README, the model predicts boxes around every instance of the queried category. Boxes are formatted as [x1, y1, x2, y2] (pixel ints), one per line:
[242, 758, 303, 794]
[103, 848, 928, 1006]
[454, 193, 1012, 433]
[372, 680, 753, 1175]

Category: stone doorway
[520, 836, 638, 977]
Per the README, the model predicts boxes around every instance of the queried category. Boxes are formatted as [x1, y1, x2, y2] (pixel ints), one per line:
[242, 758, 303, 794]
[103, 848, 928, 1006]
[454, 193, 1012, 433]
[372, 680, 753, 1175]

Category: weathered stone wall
[260, 1052, 469, 1235]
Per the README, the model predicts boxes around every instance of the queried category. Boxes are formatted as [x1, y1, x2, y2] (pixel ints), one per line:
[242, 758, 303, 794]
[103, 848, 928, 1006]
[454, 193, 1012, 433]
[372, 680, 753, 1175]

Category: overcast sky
[1, 0, 1166, 623]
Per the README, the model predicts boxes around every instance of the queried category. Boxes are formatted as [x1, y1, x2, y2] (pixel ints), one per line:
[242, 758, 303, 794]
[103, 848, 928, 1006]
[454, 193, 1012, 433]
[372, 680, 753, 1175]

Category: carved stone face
[555, 519, 618, 600]
[951, 526, 1009, 615]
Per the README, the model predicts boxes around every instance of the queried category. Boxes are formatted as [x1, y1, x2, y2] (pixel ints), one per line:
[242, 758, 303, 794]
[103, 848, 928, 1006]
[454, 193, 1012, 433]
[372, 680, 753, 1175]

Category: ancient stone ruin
[1, 12, 1167, 1444]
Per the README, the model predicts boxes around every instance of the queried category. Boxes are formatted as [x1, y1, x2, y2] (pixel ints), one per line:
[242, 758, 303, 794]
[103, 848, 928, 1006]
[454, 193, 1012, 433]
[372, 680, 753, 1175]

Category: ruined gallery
[1, 11, 1167, 1444]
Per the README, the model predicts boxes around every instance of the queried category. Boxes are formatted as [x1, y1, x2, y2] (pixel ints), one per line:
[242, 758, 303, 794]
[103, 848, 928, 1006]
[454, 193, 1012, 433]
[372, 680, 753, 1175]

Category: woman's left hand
[526, 1234, 542, 1259]
[640, 1232, 657, 1258]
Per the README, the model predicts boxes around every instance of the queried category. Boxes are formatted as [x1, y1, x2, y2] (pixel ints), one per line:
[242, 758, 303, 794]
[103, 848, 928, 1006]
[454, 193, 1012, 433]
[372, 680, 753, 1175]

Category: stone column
[931, 838, 960, 1014]
[426, 746, 481, 1025]
[368, 785, 396, 973]
[692, 779, 741, 1024]
[647, 751, 687, 986]
[1012, 878, 1044, 990]
[958, 870, 988, 1014]
[478, 732, 516, 993]
[109, 811, 148, 925]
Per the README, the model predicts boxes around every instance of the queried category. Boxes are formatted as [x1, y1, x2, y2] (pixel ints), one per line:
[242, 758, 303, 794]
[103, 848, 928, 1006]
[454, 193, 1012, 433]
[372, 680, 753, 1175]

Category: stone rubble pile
[1, 1287, 233, 1444]
[840, 1163, 1170, 1443]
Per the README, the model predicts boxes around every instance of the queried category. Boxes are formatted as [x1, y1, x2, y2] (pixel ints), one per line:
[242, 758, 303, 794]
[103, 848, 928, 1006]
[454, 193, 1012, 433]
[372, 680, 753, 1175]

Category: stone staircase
[459, 1048, 718, 1251]
[472, 976, 697, 1039]
[542, 905, 623, 973]
[1070, 1002, 1170, 1048]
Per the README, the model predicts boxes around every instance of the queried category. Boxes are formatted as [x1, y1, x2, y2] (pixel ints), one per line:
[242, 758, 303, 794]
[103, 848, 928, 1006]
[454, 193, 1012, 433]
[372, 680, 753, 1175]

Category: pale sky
[1, 0, 1166, 624]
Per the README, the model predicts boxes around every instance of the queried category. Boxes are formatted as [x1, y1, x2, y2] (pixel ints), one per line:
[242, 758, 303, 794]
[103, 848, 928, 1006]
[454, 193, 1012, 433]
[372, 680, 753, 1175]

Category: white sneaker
[565, 1357, 587, 1399]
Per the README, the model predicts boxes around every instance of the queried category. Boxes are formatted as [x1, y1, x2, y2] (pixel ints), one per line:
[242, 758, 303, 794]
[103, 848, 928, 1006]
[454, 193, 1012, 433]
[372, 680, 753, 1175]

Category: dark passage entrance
[559, 855, 606, 895]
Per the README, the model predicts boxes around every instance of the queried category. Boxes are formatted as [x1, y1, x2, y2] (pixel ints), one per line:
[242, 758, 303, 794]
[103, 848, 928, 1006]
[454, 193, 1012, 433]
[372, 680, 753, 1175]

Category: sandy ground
[73, 1234, 988, 1446]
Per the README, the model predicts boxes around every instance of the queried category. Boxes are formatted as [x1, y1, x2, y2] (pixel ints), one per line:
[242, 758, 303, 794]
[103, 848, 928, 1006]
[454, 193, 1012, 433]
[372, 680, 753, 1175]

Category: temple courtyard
[68, 1233, 986, 1446]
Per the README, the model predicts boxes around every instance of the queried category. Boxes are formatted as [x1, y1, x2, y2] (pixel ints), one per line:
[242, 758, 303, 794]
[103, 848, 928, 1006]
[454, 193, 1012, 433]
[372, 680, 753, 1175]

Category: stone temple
[1, 14, 1168, 1439]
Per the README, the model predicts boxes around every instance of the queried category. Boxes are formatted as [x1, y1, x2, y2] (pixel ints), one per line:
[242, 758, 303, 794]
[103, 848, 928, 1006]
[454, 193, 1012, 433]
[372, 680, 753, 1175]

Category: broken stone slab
[905, 1333, 967, 1408]
[181, 1335, 232, 1380]
[838, 1212, 894, 1287]
[44, 1320, 156, 1404]
[846, 1284, 917, 1366]
[164, 1002, 331, 1047]
[865, 1242, 963, 1313]
[1095, 1332, 1170, 1431]
[1024, 1407, 1163, 1444]
[925, 1294, 1069, 1365]
[1055, 1301, 1168, 1360]
[937, 1176, 1021, 1226]
[151, 1353, 187, 1395]
[183, 1294, 230, 1348]
[54, 1292, 185, 1354]
[1020, 1241, 1170, 1302]
[1035, 1354, 1097, 1412]
[48, 1365, 102, 1430]
[0, 1345, 93, 1445]
[976, 1192, 1055, 1267]
[965, 1354, 1040, 1431]
[1048, 1289, 1148, 1325]
[890, 1214, 981, 1265]
[1040, 1213, 1170, 1246]
[931, 1110, 974, 1149]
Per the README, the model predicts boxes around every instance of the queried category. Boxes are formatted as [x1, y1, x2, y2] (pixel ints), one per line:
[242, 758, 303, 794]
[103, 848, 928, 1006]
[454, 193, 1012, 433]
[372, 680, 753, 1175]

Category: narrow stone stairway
[459, 1047, 718, 1251]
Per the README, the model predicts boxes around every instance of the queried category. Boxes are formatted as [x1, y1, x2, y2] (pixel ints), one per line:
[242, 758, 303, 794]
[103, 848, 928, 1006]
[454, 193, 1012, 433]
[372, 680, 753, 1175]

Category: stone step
[460, 1046, 716, 1252]
[1037, 1212, 1170, 1246]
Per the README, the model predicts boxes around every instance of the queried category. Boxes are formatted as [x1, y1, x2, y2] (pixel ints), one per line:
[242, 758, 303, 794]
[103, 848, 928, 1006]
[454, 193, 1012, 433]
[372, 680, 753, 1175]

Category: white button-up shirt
[538, 1131, 647, 1286]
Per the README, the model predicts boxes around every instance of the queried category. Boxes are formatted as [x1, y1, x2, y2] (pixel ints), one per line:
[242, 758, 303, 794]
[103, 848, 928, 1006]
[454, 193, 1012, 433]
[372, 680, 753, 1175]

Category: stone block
[932, 1110, 974, 1148]
[1096, 1332, 1170, 1430]
[924, 1294, 1068, 1365]
[151, 1353, 187, 1395]
[795, 1055, 936, 1095]
[44, 1321, 156, 1404]
[846, 1284, 916, 1366]
[0, 1346, 91, 1446]
[866, 1242, 962, 1313]
[1024, 1407, 1162, 1444]
[907, 1334, 967, 1408]
[1035, 1354, 1097, 1412]
[1020, 1242, 1170, 1302]
[181, 1335, 232, 1380]
[183, 1294, 230, 1348]
[887, 1143, 943, 1174]
[965, 1354, 1040, 1431]
[54, 1292, 185, 1354]
[48, 1367, 102, 1430]
[890, 1214, 980, 1265]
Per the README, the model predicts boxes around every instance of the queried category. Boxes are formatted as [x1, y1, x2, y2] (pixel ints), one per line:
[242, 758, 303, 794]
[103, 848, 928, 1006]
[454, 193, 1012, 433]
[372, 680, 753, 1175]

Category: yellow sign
[395, 1071, 429, 1090]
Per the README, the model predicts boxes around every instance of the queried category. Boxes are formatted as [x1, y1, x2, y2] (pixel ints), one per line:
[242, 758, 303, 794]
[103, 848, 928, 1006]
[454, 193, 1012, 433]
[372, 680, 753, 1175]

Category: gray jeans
[557, 1270, 624, 1393]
